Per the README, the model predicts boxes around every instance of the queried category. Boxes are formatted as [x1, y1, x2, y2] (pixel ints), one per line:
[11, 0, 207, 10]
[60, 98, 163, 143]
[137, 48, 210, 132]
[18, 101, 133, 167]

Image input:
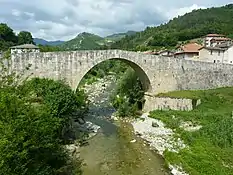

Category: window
[218, 51, 220, 56]
[230, 61, 233, 63]
[210, 50, 213, 55]
[214, 60, 216, 63]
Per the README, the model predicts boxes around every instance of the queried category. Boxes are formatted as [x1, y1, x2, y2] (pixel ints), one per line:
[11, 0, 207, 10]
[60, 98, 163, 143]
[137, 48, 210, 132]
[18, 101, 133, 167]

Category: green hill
[60, 32, 106, 50]
[105, 31, 137, 41]
[111, 4, 233, 51]
[60, 31, 137, 51]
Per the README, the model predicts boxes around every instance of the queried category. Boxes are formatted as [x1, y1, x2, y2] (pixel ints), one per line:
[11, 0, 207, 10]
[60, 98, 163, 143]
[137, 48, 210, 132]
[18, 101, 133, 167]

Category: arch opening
[75, 57, 152, 93]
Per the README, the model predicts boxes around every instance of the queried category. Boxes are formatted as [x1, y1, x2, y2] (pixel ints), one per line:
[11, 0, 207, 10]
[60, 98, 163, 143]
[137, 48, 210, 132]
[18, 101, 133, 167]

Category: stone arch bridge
[10, 50, 233, 109]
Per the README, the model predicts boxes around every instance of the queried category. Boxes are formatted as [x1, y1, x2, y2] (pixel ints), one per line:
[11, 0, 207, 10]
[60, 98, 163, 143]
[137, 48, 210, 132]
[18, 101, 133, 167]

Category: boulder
[130, 139, 136, 143]
[152, 121, 159, 128]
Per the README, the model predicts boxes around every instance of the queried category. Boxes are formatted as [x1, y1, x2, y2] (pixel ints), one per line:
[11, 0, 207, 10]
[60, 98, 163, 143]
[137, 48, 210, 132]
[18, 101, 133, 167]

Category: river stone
[152, 121, 159, 128]
[136, 131, 142, 136]
[130, 139, 137, 143]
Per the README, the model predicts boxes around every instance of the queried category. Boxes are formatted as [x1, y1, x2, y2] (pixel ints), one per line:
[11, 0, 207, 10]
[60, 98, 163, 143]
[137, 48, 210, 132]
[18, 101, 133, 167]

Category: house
[210, 37, 232, 47]
[224, 44, 233, 64]
[143, 51, 159, 55]
[174, 43, 203, 59]
[204, 34, 232, 47]
[10, 44, 40, 55]
[199, 43, 233, 64]
[199, 47, 226, 63]
[158, 50, 174, 57]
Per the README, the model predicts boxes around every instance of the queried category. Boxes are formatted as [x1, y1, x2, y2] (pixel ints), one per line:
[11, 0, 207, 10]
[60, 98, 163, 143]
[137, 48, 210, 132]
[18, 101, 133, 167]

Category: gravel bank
[132, 113, 188, 175]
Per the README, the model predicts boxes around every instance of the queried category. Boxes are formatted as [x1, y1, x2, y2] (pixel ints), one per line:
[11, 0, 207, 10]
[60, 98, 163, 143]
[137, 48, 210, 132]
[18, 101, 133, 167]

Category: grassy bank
[150, 87, 233, 175]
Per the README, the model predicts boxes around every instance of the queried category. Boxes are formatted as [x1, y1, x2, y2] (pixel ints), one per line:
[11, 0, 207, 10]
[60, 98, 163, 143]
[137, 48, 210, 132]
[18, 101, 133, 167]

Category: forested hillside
[105, 31, 137, 41]
[111, 4, 233, 51]
[59, 32, 106, 50]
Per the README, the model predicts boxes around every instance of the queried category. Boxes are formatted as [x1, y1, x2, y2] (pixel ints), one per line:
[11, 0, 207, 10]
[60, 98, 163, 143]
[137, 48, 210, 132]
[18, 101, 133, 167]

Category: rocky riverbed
[132, 113, 189, 175]
[67, 75, 191, 175]
[75, 76, 169, 175]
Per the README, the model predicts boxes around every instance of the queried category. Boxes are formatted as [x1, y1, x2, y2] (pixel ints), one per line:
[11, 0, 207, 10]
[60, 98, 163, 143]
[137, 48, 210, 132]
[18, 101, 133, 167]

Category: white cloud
[24, 12, 35, 18]
[11, 9, 21, 17]
[0, 0, 231, 41]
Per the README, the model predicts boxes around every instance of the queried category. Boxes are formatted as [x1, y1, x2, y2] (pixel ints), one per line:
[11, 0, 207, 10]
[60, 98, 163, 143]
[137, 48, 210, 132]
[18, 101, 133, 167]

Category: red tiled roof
[179, 43, 203, 53]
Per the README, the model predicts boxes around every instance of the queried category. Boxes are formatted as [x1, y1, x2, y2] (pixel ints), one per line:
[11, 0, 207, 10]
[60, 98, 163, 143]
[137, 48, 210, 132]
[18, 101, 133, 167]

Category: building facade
[10, 44, 40, 55]
[203, 34, 232, 47]
[158, 50, 174, 57]
[174, 43, 202, 59]
[199, 45, 233, 64]
[204, 34, 225, 47]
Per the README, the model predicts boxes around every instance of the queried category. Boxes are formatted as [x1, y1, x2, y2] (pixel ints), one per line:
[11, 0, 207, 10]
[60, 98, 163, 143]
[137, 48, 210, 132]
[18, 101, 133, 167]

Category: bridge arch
[74, 57, 152, 92]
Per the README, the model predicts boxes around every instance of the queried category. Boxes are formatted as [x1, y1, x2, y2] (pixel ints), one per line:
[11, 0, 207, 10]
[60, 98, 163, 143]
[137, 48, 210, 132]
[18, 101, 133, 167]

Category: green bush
[0, 89, 81, 175]
[19, 78, 87, 118]
[18, 78, 88, 143]
[80, 60, 129, 86]
[0, 55, 84, 174]
[111, 68, 145, 117]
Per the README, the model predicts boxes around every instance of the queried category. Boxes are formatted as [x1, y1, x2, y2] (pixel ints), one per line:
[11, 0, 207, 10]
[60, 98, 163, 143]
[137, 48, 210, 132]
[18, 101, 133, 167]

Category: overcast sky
[0, 0, 231, 41]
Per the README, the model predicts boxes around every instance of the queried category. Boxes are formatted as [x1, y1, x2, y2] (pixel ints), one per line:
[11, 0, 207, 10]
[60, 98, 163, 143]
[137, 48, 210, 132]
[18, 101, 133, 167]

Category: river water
[79, 77, 169, 175]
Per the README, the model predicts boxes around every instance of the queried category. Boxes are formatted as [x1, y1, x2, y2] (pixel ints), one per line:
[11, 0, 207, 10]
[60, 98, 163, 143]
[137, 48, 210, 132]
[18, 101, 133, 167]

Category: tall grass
[150, 87, 233, 175]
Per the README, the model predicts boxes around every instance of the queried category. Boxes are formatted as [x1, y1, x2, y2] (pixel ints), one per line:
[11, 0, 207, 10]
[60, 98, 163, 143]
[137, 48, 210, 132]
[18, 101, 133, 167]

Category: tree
[38, 44, 61, 52]
[0, 23, 18, 50]
[0, 23, 17, 43]
[18, 31, 34, 45]
[111, 68, 145, 117]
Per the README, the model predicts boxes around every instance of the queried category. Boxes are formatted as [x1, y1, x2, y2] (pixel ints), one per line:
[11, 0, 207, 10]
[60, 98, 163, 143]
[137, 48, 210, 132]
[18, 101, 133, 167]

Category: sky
[0, 0, 232, 41]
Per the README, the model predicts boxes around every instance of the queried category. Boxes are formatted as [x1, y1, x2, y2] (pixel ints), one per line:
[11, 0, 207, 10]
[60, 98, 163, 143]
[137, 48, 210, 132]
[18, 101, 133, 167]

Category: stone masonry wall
[10, 49, 233, 96]
[143, 95, 201, 112]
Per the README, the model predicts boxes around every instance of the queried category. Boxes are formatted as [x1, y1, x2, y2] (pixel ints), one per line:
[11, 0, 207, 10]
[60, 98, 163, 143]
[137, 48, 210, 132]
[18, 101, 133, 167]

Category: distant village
[144, 34, 233, 64]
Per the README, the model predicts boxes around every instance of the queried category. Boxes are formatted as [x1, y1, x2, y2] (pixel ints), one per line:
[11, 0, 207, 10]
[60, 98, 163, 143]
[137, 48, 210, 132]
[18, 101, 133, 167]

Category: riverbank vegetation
[0, 53, 87, 174]
[150, 87, 233, 175]
[110, 68, 145, 117]
[79, 60, 128, 86]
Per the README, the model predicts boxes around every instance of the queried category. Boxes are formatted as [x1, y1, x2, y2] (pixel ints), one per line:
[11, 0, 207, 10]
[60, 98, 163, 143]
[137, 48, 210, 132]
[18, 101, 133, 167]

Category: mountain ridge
[59, 31, 137, 50]
[33, 38, 64, 46]
[110, 4, 233, 51]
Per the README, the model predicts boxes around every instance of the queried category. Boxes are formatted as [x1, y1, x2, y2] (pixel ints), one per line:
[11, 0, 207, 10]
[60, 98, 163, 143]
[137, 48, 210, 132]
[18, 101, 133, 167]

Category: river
[78, 76, 169, 175]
